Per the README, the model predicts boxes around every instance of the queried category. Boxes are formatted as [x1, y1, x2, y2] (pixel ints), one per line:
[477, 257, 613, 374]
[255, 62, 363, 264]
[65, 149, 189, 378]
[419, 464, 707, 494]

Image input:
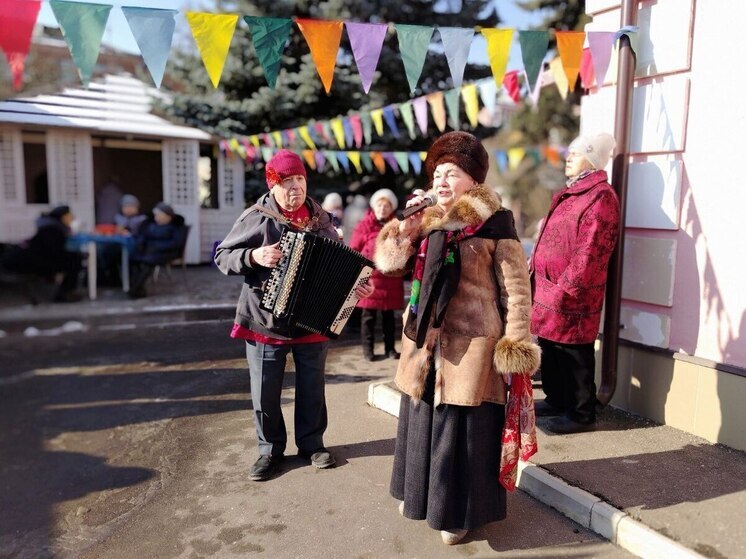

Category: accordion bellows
[261, 230, 374, 338]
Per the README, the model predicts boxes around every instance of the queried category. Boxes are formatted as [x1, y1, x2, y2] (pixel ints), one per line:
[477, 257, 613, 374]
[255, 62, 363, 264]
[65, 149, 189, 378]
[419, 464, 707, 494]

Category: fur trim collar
[421, 184, 502, 233]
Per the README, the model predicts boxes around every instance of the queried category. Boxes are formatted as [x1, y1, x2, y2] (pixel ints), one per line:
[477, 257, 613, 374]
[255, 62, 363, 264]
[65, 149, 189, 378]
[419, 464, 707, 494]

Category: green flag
[519, 30, 549, 92]
[399, 102, 416, 139]
[444, 88, 461, 130]
[394, 152, 410, 174]
[243, 16, 293, 89]
[360, 112, 373, 145]
[394, 24, 434, 94]
[50, 0, 112, 86]
[360, 151, 373, 173]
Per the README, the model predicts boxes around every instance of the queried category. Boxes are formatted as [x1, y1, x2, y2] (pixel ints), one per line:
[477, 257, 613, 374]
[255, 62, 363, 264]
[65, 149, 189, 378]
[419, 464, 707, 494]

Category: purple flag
[587, 32, 616, 87]
[412, 96, 429, 135]
[315, 151, 326, 172]
[382, 152, 400, 174]
[346, 22, 388, 94]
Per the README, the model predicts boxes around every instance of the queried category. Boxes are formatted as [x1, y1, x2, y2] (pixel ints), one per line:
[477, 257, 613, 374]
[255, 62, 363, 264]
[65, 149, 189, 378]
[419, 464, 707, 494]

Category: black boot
[361, 309, 376, 361]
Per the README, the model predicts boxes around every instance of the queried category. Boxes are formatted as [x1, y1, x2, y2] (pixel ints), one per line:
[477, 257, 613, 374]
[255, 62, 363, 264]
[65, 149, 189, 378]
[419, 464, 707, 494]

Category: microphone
[396, 193, 437, 220]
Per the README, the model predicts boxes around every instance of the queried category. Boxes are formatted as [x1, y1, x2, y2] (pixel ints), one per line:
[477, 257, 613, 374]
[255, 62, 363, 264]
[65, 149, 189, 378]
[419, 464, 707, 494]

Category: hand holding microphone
[396, 192, 437, 220]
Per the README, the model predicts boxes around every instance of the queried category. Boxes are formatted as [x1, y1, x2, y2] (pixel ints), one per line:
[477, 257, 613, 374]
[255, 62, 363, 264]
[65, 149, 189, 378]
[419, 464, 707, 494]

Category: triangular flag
[556, 31, 585, 91]
[50, 0, 112, 87]
[439, 27, 474, 88]
[261, 147, 273, 162]
[302, 150, 316, 170]
[399, 102, 417, 139]
[480, 28, 513, 87]
[503, 70, 521, 103]
[337, 151, 351, 173]
[382, 152, 400, 174]
[322, 122, 334, 145]
[324, 150, 340, 172]
[371, 152, 386, 173]
[360, 152, 374, 173]
[444, 88, 461, 130]
[507, 147, 526, 170]
[394, 24, 434, 94]
[343, 117, 354, 147]
[478, 79, 498, 115]
[345, 22, 388, 94]
[495, 150, 508, 174]
[285, 129, 296, 145]
[315, 151, 326, 172]
[518, 30, 549, 92]
[394, 152, 410, 174]
[122, 7, 177, 88]
[549, 57, 569, 99]
[331, 118, 346, 149]
[296, 19, 344, 94]
[544, 146, 561, 166]
[186, 12, 238, 88]
[412, 97, 429, 135]
[0, 0, 41, 90]
[382, 106, 401, 138]
[528, 67, 544, 106]
[271, 131, 283, 147]
[261, 133, 274, 147]
[420, 151, 428, 161]
[361, 112, 373, 144]
[350, 115, 363, 147]
[408, 152, 423, 175]
[348, 151, 363, 173]
[370, 109, 385, 137]
[243, 16, 293, 88]
[427, 92, 447, 132]
[587, 31, 615, 87]
[461, 84, 479, 128]
[579, 48, 596, 90]
[298, 126, 316, 149]
[249, 135, 260, 148]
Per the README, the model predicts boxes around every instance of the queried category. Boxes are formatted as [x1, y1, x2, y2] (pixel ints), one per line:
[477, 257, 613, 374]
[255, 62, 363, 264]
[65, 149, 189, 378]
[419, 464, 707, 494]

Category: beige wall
[597, 343, 746, 452]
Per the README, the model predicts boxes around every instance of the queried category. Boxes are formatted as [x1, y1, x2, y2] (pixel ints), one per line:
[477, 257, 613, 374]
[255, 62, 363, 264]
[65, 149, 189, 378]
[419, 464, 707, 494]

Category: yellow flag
[249, 135, 260, 148]
[481, 28, 513, 87]
[420, 151, 427, 161]
[295, 19, 344, 94]
[271, 131, 283, 148]
[427, 92, 446, 132]
[302, 150, 316, 170]
[549, 57, 569, 100]
[347, 151, 362, 173]
[331, 118, 346, 148]
[556, 31, 585, 91]
[508, 147, 526, 170]
[370, 109, 384, 137]
[461, 84, 479, 128]
[186, 12, 238, 88]
[298, 126, 316, 150]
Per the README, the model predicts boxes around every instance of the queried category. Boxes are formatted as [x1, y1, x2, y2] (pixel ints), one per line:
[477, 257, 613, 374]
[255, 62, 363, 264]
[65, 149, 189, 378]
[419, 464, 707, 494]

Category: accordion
[260, 230, 374, 338]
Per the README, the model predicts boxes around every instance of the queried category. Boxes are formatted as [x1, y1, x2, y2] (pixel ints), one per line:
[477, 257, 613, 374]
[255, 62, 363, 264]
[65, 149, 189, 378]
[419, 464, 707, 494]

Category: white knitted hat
[569, 133, 616, 170]
[370, 188, 398, 211]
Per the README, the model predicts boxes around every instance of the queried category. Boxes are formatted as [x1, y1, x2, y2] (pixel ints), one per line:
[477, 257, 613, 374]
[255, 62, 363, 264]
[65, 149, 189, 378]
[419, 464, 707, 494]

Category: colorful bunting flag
[249, 135, 260, 148]
[399, 102, 417, 140]
[556, 31, 585, 91]
[243, 16, 293, 89]
[360, 152, 373, 173]
[587, 31, 616, 87]
[302, 150, 316, 170]
[337, 151, 351, 173]
[331, 118, 346, 149]
[579, 48, 596, 89]
[0, 0, 41, 90]
[382, 152, 400, 174]
[271, 130, 283, 147]
[439, 27, 474, 88]
[296, 19, 344, 94]
[478, 79, 498, 115]
[518, 30, 549, 93]
[261, 147, 273, 162]
[122, 6, 179, 87]
[382, 106, 401, 138]
[528, 67, 544, 106]
[408, 152, 423, 175]
[370, 109, 385, 137]
[394, 152, 410, 174]
[412, 96, 429, 136]
[342, 117, 354, 147]
[461, 84, 479, 128]
[481, 28, 513, 88]
[50, 0, 112, 87]
[444, 88, 461, 130]
[314, 151, 326, 172]
[186, 12, 238, 88]
[495, 150, 508, 174]
[361, 112, 373, 144]
[549, 57, 569, 99]
[394, 24, 434, 94]
[507, 147, 526, 170]
[502, 70, 521, 103]
[345, 22, 388, 94]
[348, 151, 363, 173]
[427, 92, 447, 132]
[371, 152, 386, 174]
[324, 150, 340, 172]
[350, 115, 363, 147]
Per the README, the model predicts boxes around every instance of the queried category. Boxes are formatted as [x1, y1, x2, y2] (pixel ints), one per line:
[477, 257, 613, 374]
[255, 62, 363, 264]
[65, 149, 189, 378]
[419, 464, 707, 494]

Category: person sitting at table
[127, 202, 187, 299]
[97, 194, 147, 287]
[1, 205, 83, 303]
[114, 194, 147, 236]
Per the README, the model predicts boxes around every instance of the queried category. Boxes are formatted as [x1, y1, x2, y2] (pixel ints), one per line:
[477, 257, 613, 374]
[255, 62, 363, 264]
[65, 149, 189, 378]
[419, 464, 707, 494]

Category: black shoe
[53, 291, 83, 303]
[299, 448, 336, 469]
[249, 454, 283, 481]
[545, 416, 596, 434]
[363, 350, 375, 362]
[534, 400, 563, 417]
[385, 349, 400, 359]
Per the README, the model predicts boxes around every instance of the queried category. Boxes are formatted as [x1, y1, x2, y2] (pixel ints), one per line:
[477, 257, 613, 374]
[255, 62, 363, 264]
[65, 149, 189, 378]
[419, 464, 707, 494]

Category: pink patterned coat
[530, 170, 620, 344]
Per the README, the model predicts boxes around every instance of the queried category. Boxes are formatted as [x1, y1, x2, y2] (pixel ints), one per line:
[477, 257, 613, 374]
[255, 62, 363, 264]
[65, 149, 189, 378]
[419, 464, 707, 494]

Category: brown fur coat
[375, 184, 540, 406]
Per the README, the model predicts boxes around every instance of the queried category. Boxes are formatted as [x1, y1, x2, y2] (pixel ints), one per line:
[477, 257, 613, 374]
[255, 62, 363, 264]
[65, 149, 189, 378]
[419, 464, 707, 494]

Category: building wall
[583, 0, 746, 450]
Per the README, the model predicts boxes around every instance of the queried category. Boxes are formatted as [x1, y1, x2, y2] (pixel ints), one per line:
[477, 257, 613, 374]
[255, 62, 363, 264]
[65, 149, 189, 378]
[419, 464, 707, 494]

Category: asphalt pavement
[1, 266, 744, 558]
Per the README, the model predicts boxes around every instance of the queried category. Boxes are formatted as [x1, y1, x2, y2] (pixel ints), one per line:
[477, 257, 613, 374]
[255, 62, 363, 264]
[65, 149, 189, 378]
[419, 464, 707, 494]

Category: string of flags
[1, 0, 638, 100]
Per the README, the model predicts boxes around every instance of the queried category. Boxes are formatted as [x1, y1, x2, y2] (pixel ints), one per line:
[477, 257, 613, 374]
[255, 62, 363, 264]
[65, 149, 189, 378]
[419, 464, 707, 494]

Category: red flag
[502, 70, 521, 103]
[0, 0, 42, 90]
[579, 48, 596, 90]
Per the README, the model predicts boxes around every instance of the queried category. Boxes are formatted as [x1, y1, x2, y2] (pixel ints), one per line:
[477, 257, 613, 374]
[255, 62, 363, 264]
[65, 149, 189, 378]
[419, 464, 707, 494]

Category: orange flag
[296, 19, 344, 94]
[371, 152, 386, 174]
[556, 31, 585, 91]
[302, 150, 316, 170]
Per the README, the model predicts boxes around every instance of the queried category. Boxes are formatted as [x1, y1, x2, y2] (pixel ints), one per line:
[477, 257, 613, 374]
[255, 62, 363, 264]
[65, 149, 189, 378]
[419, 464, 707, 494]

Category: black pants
[538, 337, 597, 424]
[129, 261, 155, 295]
[361, 309, 396, 354]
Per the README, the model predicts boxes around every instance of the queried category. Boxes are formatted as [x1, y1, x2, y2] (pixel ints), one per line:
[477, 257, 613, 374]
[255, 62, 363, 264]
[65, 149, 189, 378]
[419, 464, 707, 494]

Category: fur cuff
[493, 338, 541, 375]
[374, 222, 415, 275]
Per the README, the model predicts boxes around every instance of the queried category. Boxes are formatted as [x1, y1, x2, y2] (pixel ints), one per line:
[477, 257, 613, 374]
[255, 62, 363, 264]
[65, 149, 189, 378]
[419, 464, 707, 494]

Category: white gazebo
[0, 73, 246, 263]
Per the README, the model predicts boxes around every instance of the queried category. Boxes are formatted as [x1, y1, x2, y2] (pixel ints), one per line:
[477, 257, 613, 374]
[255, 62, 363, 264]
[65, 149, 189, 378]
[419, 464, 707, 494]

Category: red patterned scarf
[499, 374, 538, 491]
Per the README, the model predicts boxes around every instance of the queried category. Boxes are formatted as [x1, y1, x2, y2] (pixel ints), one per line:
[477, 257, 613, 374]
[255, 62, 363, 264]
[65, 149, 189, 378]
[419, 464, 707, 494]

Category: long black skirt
[389, 372, 507, 531]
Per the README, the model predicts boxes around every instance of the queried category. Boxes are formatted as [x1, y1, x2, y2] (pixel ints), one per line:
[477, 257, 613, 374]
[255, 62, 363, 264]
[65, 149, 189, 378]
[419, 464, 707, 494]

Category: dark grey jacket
[215, 192, 337, 340]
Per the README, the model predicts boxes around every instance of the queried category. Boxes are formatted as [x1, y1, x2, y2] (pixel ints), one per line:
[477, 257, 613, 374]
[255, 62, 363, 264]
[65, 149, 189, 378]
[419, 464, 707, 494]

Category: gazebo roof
[0, 74, 212, 141]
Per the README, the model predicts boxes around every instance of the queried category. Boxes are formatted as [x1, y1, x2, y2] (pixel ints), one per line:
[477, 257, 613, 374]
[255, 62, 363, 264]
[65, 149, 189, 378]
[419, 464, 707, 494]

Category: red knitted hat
[424, 131, 489, 184]
[265, 149, 307, 188]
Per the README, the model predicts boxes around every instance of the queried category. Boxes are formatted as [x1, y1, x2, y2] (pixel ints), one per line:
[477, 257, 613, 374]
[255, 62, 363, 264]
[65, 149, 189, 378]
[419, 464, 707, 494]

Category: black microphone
[396, 193, 437, 220]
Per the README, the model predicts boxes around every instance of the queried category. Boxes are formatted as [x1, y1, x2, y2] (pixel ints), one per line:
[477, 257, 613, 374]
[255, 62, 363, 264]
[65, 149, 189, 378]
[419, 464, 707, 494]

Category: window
[199, 144, 218, 209]
[23, 132, 48, 204]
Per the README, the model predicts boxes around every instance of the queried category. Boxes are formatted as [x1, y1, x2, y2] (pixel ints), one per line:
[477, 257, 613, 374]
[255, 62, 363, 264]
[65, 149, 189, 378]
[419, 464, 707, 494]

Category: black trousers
[361, 309, 396, 353]
[129, 261, 155, 295]
[538, 337, 597, 424]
